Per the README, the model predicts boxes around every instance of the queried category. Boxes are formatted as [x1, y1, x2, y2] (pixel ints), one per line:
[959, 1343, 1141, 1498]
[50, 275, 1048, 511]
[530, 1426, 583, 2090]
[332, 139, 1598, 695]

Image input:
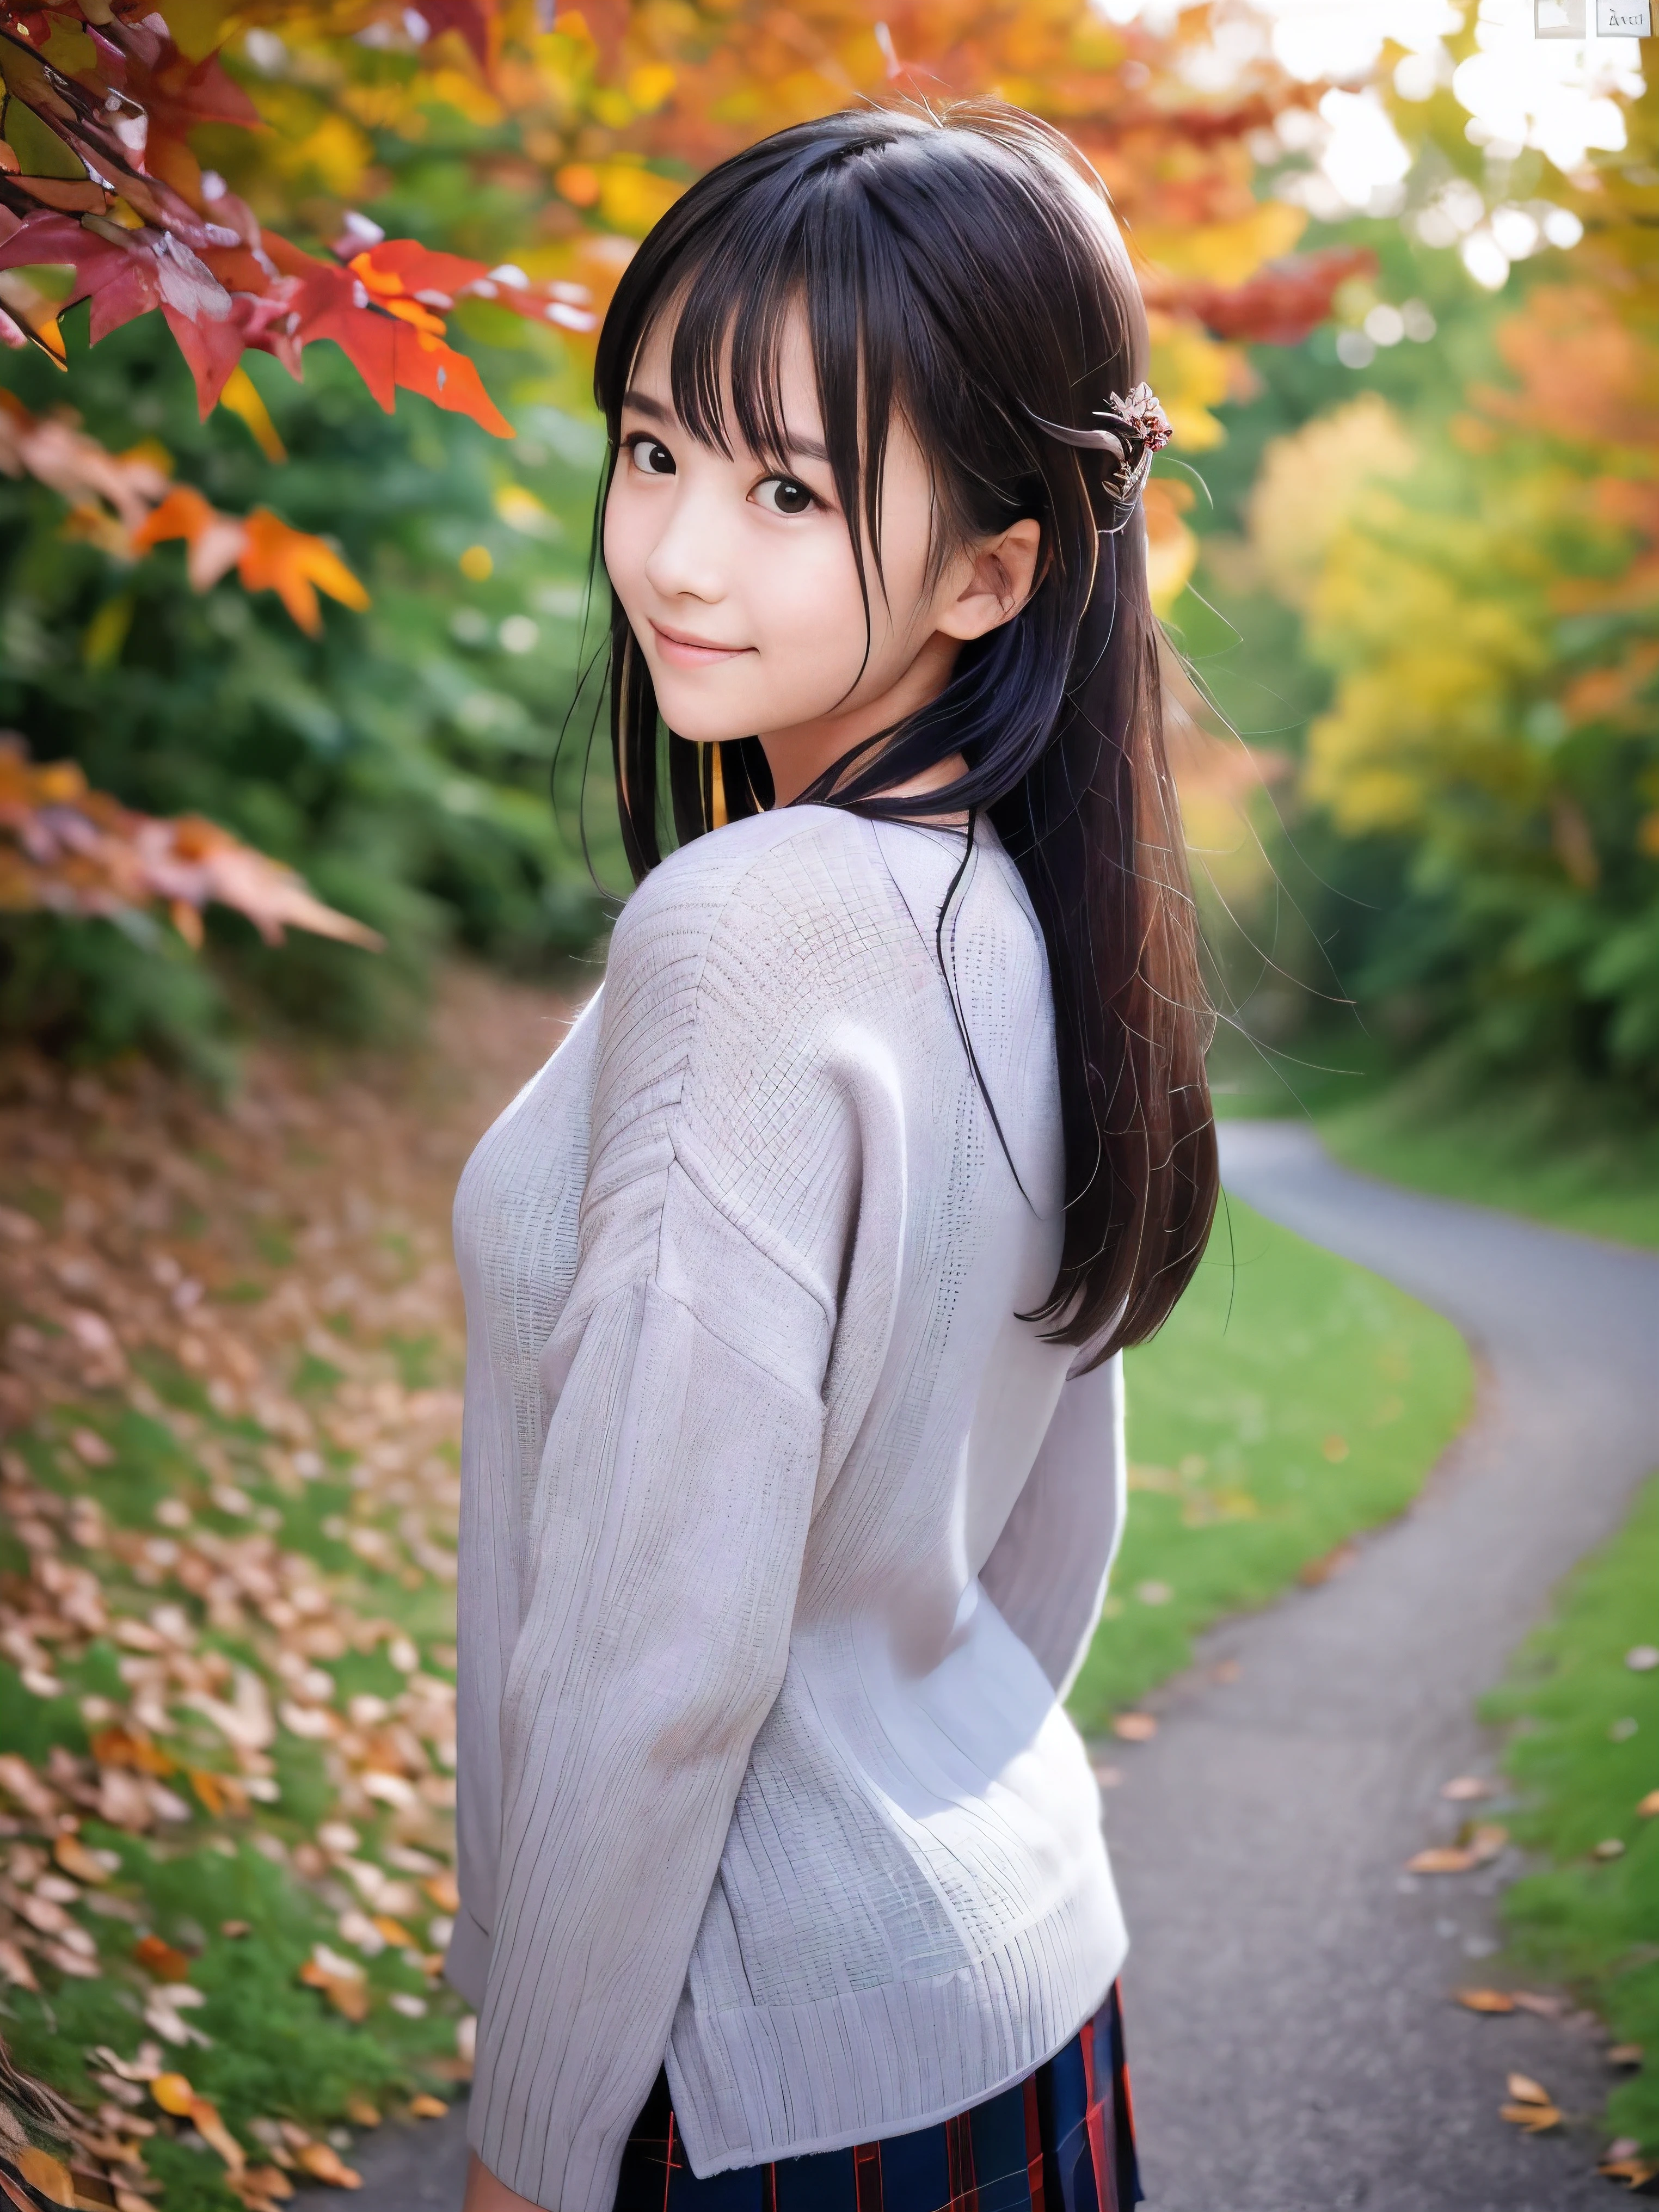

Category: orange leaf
[150, 2072, 197, 2116]
[189, 2096, 247, 2172]
[391, 325, 513, 439]
[1500, 2100, 1561, 2133]
[135, 1934, 193, 1982]
[132, 486, 247, 591]
[292, 2142, 362, 2188]
[421, 1872, 460, 1914]
[13, 2148, 74, 2207]
[299, 1957, 371, 2022]
[1453, 1988, 1515, 2014]
[349, 241, 488, 304]
[236, 511, 371, 636]
[53, 1833, 112, 1884]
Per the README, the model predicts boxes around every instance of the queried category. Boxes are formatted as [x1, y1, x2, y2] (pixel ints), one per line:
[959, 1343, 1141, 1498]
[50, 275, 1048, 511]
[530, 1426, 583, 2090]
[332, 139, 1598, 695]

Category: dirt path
[1103, 1120, 1659, 2212]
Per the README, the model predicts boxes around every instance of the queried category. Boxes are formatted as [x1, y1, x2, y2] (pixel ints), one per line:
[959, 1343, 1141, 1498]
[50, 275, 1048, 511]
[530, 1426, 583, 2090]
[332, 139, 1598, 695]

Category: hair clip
[1026, 383, 1172, 509]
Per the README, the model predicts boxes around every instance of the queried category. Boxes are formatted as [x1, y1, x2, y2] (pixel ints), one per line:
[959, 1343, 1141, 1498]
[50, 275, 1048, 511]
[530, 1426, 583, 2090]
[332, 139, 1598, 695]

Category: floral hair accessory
[1026, 382, 1172, 510]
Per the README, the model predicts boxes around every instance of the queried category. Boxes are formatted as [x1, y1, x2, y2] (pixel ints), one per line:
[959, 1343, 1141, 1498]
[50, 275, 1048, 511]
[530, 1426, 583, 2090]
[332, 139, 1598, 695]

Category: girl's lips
[650, 621, 751, 667]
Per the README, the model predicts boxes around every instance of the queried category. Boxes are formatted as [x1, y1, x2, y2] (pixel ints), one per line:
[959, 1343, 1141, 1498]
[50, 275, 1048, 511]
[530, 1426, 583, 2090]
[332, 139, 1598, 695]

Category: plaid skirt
[615, 1984, 1142, 2212]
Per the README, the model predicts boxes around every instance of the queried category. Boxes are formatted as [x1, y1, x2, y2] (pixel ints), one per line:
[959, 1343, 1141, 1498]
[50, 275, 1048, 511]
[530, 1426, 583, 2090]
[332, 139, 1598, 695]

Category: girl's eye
[627, 435, 675, 477]
[753, 476, 816, 517]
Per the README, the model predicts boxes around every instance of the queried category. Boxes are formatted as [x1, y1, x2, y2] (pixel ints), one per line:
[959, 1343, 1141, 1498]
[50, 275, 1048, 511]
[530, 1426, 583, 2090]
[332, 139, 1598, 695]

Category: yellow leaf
[1133, 203, 1306, 287]
[422, 69, 504, 128]
[152, 0, 228, 60]
[151, 2072, 197, 2116]
[14, 2147, 75, 2205]
[217, 368, 287, 466]
[1144, 477, 1197, 615]
[599, 164, 685, 238]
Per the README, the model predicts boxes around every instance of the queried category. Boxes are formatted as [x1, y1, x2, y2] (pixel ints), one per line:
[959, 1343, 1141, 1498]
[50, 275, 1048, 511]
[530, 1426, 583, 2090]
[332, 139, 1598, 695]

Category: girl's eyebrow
[620, 387, 829, 466]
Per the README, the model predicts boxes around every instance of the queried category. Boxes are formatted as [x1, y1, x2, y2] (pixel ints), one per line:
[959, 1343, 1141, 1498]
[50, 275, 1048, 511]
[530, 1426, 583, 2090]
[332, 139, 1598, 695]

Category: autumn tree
[1239, 65, 1658, 1096]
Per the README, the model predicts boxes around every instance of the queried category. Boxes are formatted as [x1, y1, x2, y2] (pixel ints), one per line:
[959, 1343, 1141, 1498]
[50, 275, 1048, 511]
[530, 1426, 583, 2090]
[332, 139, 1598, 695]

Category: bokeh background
[3, 0, 1655, 1206]
[0, 3, 1655, 2208]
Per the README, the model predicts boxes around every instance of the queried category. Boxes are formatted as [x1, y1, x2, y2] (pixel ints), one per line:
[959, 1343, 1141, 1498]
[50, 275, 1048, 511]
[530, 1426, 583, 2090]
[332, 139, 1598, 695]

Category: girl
[451, 100, 1216, 2212]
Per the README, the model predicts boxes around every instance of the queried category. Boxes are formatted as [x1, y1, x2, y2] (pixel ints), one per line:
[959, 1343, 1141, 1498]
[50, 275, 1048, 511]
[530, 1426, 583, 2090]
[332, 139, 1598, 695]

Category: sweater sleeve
[467, 851, 878, 2212]
[979, 1354, 1126, 1700]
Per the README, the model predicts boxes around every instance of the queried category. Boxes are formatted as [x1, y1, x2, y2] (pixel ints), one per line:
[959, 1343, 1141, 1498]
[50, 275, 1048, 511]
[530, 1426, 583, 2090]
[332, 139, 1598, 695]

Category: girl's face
[604, 305, 1040, 805]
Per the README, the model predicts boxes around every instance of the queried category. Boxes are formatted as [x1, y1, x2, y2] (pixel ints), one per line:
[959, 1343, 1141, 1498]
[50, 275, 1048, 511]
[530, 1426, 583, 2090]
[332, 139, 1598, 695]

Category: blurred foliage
[1, 308, 611, 1065]
[0, 0, 1377, 1067]
[1184, 57, 1657, 1111]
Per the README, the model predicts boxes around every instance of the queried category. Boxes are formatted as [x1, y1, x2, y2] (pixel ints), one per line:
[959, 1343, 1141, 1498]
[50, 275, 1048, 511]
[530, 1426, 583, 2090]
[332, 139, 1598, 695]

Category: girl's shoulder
[609, 806, 886, 970]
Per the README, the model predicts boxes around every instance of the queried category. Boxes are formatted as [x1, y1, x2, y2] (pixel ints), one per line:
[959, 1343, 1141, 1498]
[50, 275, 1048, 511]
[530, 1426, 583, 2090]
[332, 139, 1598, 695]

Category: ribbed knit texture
[450, 807, 1129, 2212]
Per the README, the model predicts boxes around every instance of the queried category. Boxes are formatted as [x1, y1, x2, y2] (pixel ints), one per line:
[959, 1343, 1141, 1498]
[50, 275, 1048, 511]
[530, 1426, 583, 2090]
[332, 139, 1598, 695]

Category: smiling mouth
[649, 620, 752, 665]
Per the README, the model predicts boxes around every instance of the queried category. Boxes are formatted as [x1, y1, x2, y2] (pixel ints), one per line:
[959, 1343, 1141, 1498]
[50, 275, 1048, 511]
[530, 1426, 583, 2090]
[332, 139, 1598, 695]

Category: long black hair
[591, 101, 1217, 1362]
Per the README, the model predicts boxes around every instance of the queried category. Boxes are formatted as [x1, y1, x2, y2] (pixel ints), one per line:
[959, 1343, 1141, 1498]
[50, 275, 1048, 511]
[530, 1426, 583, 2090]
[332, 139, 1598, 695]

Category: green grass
[1319, 1086, 1659, 1252]
[1067, 1195, 1473, 1731]
[0, 1365, 463, 2209]
[1207, 1027, 1658, 1251]
[1481, 1473, 1659, 2158]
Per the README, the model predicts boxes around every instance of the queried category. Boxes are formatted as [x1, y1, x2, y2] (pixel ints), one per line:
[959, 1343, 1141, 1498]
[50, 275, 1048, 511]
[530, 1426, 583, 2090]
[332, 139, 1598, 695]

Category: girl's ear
[935, 518, 1043, 642]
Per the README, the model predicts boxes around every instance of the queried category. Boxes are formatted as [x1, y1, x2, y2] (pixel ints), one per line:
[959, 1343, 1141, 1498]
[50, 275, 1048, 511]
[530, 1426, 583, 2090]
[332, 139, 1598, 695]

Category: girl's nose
[642, 484, 729, 605]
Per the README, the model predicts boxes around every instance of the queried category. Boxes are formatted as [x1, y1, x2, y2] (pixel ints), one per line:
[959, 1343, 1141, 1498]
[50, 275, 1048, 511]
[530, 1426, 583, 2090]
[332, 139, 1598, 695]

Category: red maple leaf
[1176, 250, 1378, 347]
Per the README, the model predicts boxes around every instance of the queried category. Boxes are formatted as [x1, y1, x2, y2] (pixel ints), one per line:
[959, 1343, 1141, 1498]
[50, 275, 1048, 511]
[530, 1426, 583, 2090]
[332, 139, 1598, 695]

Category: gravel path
[1104, 1121, 1659, 2211]
[298, 1121, 1659, 2212]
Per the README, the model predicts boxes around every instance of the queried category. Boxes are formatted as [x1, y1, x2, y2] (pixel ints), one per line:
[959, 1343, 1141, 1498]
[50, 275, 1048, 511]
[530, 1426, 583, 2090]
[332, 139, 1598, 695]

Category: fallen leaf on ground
[292, 2142, 362, 2188]
[149, 2074, 196, 2117]
[133, 1936, 192, 1982]
[1454, 1988, 1515, 2013]
[1297, 1541, 1357, 1586]
[299, 1950, 370, 2023]
[1597, 2154, 1658, 2189]
[1608, 2044, 1644, 2067]
[1406, 1823, 1508, 1875]
[52, 1834, 112, 1883]
[407, 2094, 447, 2119]
[342, 2098, 379, 2128]
[1408, 1845, 1479, 1873]
[13, 2148, 74, 2205]
[1507, 2073, 1552, 2106]
[0, 1939, 40, 1992]
[1440, 1775, 1497, 1801]
[1637, 1790, 1659, 1818]
[1501, 2100, 1561, 2133]
[1113, 1713, 1157, 1742]
[191, 2098, 248, 2172]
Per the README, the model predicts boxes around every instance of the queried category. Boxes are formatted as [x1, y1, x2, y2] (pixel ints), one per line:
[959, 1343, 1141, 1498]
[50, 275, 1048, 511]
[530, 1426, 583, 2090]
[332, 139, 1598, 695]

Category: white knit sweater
[448, 806, 1129, 2212]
